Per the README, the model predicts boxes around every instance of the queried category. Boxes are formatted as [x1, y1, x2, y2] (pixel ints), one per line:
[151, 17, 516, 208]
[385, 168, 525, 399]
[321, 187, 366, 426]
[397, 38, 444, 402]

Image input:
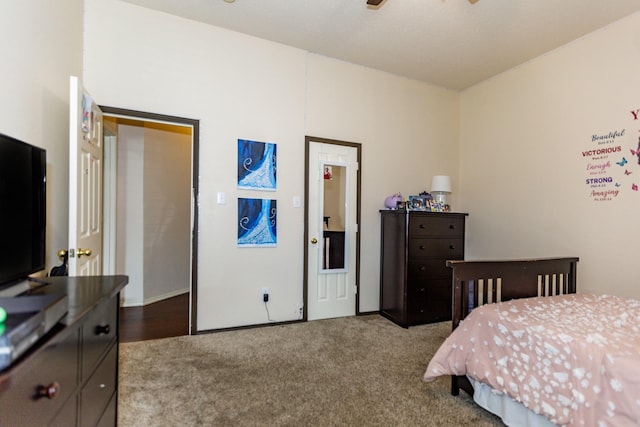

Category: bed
[423, 257, 640, 427]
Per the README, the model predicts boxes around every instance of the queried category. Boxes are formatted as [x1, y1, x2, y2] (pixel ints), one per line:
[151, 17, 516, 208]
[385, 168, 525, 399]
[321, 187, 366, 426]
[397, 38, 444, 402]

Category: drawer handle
[419, 245, 425, 250]
[419, 224, 425, 229]
[95, 324, 111, 335]
[449, 224, 456, 230]
[419, 266, 426, 271]
[449, 245, 455, 250]
[35, 382, 60, 400]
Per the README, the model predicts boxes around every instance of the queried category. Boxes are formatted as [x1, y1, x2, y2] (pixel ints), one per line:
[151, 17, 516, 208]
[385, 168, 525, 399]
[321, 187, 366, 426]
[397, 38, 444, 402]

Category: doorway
[305, 136, 361, 320]
[101, 106, 199, 335]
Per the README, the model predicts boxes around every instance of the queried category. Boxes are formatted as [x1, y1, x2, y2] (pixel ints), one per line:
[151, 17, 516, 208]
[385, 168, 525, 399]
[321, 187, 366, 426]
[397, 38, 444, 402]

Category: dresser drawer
[81, 343, 117, 427]
[50, 392, 78, 426]
[407, 259, 451, 279]
[96, 391, 117, 427]
[407, 278, 452, 323]
[82, 296, 118, 380]
[0, 326, 79, 426]
[408, 238, 464, 258]
[408, 216, 464, 237]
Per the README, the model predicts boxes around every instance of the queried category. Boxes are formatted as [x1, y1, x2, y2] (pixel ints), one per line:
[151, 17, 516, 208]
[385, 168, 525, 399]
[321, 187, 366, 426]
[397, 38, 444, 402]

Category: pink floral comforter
[424, 294, 640, 426]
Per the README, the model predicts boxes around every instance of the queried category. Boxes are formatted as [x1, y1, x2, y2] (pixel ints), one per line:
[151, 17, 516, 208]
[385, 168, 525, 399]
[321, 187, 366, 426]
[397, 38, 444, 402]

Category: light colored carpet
[118, 314, 503, 426]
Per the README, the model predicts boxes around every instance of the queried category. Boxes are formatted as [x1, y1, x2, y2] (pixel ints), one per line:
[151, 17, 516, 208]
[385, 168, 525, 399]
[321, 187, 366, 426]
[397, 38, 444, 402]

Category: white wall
[459, 13, 640, 298]
[305, 55, 460, 312]
[142, 125, 191, 302]
[0, 1, 83, 274]
[83, 0, 460, 329]
[116, 125, 144, 305]
[116, 123, 191, 306]
[84, 0, 307, 329]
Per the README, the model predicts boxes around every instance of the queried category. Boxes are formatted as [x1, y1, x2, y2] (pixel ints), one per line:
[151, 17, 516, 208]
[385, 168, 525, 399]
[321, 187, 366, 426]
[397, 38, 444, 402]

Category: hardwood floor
[119, 292, 189, 343]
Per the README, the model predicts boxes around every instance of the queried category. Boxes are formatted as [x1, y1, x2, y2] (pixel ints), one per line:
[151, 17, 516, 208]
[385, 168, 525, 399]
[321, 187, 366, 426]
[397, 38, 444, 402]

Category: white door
[68, 76, 103, 276]
[307, 140, 359, 320]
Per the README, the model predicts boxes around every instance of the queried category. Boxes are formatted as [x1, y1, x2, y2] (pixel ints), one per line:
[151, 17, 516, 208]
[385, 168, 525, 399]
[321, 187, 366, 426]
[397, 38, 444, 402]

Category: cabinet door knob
[35, 382, 60, 400]
[419, 245, 425, 250]
[95, 324, 110, 335]
[449, 245, 455, 250]
[419, 224, 425, 229]
[419, 266, 426, 271]
[449, 224, 456, 230]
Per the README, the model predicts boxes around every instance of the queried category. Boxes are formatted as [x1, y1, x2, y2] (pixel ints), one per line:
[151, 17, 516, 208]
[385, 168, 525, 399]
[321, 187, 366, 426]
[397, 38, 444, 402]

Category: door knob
[77, 248, 92, 257]
[57, 249, 67, 259]
[310, 238, 318, 244]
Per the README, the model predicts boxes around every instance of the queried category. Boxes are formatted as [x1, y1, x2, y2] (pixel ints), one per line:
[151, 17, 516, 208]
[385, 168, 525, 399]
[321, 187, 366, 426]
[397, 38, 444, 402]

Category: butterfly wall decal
[615, 182, 621, 187]
[625, 169, 632, 175]
[633, 183, 639, 191]
[617, 157, 628, 166]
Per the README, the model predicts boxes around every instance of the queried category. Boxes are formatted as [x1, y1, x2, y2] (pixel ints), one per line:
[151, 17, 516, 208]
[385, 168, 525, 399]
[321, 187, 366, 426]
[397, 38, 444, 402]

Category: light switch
[293, 196, 301, 208]
[217, 192, 226, 205]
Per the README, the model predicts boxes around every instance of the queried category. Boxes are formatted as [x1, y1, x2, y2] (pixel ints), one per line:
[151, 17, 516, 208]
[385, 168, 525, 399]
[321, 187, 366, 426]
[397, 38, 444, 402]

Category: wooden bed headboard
[446, 257, 579, 330]
[445, 257, 579, 397]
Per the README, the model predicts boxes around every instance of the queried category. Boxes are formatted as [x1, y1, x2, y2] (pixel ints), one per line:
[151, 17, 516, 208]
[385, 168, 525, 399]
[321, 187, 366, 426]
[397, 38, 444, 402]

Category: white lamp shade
[431, 175, 451, 193]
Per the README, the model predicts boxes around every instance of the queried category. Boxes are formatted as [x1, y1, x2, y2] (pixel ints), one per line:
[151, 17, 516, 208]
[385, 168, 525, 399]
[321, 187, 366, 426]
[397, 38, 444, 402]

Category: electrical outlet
[262, 287, 269, 303]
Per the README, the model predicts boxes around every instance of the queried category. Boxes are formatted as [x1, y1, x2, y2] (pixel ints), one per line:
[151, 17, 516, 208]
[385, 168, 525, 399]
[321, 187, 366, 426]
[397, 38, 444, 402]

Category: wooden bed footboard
[445, 257, 579, 396]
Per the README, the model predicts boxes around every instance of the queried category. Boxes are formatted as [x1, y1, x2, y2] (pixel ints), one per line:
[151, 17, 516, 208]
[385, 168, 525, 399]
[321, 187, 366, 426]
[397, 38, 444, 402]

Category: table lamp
[430, 175, 451, 207]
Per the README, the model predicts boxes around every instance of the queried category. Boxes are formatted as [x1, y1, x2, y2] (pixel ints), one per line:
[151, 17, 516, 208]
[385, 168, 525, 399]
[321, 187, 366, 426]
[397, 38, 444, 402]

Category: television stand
[0, 275, 128, 426]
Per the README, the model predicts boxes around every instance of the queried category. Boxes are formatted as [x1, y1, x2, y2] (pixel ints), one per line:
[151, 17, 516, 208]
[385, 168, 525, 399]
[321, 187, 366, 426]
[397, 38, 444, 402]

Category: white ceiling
[120, 0, 640, 91]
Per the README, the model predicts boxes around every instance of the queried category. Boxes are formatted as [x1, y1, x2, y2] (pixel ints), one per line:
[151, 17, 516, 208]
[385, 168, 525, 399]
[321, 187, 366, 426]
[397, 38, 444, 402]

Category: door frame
[304, 136, 362, 319]
[100, 106, 200, 335]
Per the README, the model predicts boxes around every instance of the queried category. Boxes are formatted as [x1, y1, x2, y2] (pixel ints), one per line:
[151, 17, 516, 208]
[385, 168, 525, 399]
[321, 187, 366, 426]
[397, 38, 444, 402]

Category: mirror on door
[322, 164, 347, 271]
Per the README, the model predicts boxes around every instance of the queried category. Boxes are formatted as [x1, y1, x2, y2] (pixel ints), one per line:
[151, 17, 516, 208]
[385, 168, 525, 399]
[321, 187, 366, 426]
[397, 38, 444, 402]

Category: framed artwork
[237, 139, 276, 191]
[408, 196, 426, 211]
[237, 198, 277, 247]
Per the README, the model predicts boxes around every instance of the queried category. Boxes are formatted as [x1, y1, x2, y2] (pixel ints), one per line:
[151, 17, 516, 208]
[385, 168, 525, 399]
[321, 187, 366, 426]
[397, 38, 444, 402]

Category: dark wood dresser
[0, 275, 128, 426]
[380, 210, 466, 327]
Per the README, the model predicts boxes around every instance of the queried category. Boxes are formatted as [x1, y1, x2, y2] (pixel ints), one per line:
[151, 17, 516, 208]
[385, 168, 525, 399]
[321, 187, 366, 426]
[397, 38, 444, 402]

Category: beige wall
[84, 0, 307, 329]
[116, 123, 191, 306]
[459, 13, 640, 298]
[83, 0, 460, 329]
[324, 166, 346, 231]
[116, 125, 144, 304]
[305, 55, 460, 312]
[142, 125, 191, 303]
[5, 0, 633, 330]
[0, 1, 83, 273]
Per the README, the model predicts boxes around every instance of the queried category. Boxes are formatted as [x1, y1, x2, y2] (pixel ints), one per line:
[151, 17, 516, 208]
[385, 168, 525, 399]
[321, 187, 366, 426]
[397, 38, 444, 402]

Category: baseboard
[357, 310, 380, 316]
[196, 318, 304, 334]
[122, 288, 189, 307]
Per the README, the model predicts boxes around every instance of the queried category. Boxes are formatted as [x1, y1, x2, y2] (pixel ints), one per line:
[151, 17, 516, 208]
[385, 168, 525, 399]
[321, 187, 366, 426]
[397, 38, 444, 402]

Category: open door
[67, 76, 103, 276]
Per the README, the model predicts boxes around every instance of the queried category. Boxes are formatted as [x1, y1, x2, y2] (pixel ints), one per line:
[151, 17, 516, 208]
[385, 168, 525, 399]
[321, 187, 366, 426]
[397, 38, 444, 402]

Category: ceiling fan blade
[367, 0, 384, 5]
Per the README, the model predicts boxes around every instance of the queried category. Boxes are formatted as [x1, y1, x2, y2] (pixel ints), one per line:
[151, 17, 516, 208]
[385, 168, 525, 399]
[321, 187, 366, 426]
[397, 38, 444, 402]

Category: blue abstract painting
[238, 139, 276, 191]
[238, 198, 277, 247]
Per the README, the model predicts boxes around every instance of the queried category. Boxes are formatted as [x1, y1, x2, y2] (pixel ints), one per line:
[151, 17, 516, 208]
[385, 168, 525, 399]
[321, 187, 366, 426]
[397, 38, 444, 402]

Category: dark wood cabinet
[0, 275, 128, 426]
[380, 210, 466, 327]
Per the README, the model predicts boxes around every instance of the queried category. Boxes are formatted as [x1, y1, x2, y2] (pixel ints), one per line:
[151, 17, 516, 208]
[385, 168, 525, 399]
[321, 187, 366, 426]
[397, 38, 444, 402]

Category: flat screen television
[0, 132, 46, 290]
